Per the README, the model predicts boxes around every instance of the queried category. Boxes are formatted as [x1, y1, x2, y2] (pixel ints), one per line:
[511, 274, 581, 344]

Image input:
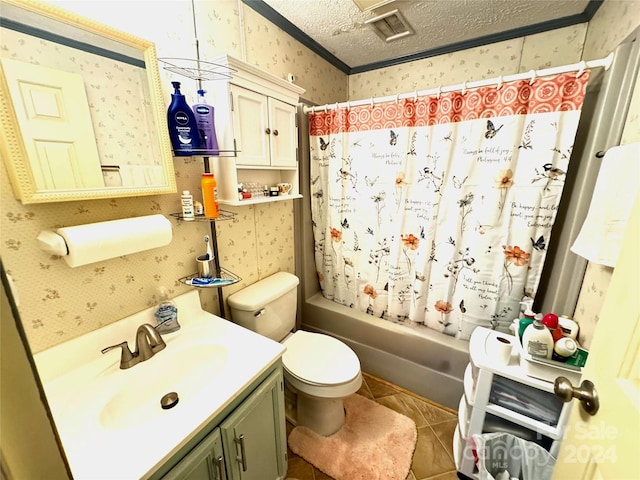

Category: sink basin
[34, 290, 287, 480]
[99, 343, 228, 430]
[52, 339, 230, 435]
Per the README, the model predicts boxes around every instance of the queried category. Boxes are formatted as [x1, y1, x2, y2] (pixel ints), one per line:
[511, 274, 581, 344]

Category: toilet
[227, 272, 362, 436]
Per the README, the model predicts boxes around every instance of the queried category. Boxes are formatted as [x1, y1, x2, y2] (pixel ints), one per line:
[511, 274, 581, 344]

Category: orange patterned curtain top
[309, 72, 590, 135]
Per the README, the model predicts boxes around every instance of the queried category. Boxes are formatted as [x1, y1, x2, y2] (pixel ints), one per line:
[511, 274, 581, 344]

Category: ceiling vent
[365, 9, 414, 42]
[352, 0, 396, 12]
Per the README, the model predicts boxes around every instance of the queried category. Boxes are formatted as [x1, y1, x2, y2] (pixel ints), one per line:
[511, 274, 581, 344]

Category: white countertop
[34, 290, 285, 479]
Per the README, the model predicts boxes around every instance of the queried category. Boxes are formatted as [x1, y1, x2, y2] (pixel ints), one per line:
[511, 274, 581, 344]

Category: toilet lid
[283, 331, 360, 385]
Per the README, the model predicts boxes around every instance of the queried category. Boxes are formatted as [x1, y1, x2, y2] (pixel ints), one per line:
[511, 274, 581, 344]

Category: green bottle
[518, 309, 536, 344]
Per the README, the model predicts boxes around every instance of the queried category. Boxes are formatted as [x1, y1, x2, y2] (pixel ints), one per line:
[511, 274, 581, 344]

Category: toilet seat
[282, 331, 362, 399]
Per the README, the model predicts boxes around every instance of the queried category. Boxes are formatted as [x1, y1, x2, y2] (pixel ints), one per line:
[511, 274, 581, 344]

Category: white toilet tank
[227, 272, 299, 342]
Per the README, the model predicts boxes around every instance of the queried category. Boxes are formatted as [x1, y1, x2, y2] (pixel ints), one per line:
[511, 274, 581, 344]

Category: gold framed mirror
[0, 0, 176, 204]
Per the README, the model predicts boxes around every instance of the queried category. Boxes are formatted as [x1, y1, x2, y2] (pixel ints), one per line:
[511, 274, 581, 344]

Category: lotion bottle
[181, 190, 195, 221]
[192, 89, 219, 155]
[522, 319, 553, 359]
[154, 287, 180, 334]
[167, 81, 201, 156]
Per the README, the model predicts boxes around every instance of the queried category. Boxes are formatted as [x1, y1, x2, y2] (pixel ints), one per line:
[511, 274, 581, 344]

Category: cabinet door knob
[554, 376, 600, 416]
[273, 129, 279, 136]
[265, 128, 271, 135]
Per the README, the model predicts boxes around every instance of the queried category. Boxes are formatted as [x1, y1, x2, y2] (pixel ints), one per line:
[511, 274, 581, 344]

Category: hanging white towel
[571, 142, 640, 267]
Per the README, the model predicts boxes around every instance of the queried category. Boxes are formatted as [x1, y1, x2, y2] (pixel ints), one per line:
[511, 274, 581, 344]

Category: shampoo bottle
[192, 89, 219, 155]
[167, 81, 201, 156]
[522, 319, 553, 359]
[155, 287, 180, 334]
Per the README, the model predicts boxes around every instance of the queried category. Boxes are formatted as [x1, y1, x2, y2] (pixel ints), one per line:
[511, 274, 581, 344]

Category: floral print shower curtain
[309, 73, 590, 340]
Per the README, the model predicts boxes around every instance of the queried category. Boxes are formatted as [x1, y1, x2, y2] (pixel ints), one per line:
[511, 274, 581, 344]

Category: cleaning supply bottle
[552, 337, 578, 362]
[201, 172, 220, 219]
[558, 315, 579, 340]
[192, 89, 219, 155]
[517, 308, 536, 342]
[167, 81, 201, 156]
[181, 190, 195, 221]
[542, 312, 563, 342]
[522, 318, 553, 359]
[154, 287, 180, 334]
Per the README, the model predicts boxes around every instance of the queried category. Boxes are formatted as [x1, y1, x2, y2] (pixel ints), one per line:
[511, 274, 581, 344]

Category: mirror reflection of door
[1, 58, 104, 190]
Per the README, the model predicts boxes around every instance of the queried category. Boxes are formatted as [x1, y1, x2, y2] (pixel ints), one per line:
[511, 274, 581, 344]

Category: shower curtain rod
[303, 53, 614, 114]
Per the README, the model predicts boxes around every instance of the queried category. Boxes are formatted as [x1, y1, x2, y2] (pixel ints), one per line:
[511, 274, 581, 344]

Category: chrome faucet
[101, 324, 166, 369]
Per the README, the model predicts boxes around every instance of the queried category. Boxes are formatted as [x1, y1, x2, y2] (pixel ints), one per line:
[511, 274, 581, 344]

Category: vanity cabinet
[455, 327, 571, 479]
[208, 54, 305, 206]
[163, 368, 287, 480]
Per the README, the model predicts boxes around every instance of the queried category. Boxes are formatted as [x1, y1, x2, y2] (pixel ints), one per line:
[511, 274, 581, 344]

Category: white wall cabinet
[231, 85, 297, 168]
[209, 55, 305, 206]
[455, 327, 571, 479]
[161, 368, 287, 480]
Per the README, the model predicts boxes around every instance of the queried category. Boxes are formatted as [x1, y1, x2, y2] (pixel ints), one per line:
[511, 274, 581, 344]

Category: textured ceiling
[257, 0, 596, 72]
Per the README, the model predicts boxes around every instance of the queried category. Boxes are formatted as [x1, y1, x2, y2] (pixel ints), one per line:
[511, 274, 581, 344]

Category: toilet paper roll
[52, 214, 172, 267]
[489, 335, 513, 366]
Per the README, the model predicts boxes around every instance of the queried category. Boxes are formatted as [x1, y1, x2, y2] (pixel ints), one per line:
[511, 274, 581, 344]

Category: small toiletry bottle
[518, 308, 536, 342]
[522, 318, 553, 359]
[181, 190, 195, 221]
[194, 200, 204, 216]
[155, 287, 180, 334]
[192, 89, 219, 155]
[167, 81, 201, 156]
[552, 337, 578, 362]
[558, 315, 579, 340]
[542, 312, 563, 342]
[201, 173, 220, 219]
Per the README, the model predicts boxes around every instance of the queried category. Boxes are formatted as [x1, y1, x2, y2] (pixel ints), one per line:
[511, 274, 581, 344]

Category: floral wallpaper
[1, 0, 638, 356]
[0, 0, 344, 354]
[347, 24, 588, 102]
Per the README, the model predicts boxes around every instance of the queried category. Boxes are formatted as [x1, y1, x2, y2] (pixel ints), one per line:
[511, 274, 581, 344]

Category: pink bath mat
[287, 393, 417, 480]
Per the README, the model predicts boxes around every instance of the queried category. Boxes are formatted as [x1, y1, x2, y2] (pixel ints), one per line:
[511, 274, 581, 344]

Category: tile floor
[285, 372, 460, 480]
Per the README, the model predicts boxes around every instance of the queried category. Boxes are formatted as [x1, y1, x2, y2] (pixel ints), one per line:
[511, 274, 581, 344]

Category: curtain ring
[529, 69, 537, 85]
[461, 81, 467, 95]
[496, 75, 503, 90]
[413, 91, 418, 101]
[346, 101, 351, 110]
[335, 102, 339, 111]
[437, 86, 442, 99]
[395, 94, 400, 104]
[576, 60, 587, 77]
[323, 104, 328, 112]
[370, 97, 374, 107]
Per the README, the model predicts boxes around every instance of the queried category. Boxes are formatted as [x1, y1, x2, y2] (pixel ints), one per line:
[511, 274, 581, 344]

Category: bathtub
[301, 291, 469, 410]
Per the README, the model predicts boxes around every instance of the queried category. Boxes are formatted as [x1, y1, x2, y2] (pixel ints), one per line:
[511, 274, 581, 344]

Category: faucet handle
[101, 341, 136, 369]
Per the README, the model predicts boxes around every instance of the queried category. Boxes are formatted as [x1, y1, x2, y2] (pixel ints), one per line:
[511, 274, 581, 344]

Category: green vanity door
[221, 369, 287, 480]
[163, 427, 226, 480]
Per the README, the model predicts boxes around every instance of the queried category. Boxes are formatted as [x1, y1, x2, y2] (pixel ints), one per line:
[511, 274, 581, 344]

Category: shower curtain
[309, 73, 590, 339]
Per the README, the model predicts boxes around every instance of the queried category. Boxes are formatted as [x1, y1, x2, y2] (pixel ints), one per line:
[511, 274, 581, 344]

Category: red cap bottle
[542, 312, 559, 329]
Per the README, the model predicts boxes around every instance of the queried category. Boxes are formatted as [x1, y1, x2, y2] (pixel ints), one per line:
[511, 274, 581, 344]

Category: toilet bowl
[227, 272, 362, 436]
[283, 330, 362, 435]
